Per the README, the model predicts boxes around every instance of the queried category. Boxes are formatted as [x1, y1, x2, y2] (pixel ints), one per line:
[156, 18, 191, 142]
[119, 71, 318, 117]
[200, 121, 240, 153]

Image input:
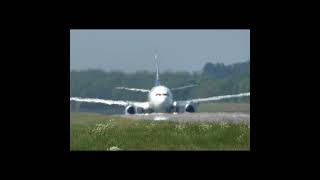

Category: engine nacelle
[125, 105, 148, 114]
[125, 105, 136, 115]
[185, 103, 196, 113]
[171, 102, 197, 113]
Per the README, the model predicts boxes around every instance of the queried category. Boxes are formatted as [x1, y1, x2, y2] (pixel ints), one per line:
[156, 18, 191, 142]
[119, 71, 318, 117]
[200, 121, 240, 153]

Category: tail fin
[155, 53, 160, 86]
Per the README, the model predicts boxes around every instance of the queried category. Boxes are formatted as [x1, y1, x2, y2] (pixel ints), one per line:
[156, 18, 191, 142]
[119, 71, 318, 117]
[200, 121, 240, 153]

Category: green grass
[70, 112, 250, 151]
[198, 103, 250, 113]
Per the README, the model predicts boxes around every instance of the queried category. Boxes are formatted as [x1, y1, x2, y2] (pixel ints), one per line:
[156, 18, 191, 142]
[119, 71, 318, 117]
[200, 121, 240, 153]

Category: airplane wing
[178, 92, 250, 104]
[115, 87, 150, 93]
[70, 97, 143, 107]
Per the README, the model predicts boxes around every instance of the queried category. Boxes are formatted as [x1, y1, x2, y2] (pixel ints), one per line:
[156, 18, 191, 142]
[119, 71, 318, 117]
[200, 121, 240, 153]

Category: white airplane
[70, 54, 250, 115]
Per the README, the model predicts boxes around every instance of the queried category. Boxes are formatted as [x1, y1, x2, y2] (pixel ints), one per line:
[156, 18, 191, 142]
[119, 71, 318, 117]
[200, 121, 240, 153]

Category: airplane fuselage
[148, 85, 173, 113]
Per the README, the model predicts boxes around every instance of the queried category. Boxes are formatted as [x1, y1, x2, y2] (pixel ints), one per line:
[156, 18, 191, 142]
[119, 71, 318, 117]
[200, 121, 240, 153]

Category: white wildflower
[240, 125, 248, 133]
[237, 133, 244, 142]
[91, 123, 113, 134]
[109, 146, 121, 151]
[220, 122, 230, 129]
[199, 124, 211, 131]
[175, 124, 185, 131]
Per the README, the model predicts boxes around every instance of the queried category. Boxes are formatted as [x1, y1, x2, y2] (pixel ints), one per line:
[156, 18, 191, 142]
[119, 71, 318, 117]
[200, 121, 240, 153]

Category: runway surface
[117, 112, 250, 124]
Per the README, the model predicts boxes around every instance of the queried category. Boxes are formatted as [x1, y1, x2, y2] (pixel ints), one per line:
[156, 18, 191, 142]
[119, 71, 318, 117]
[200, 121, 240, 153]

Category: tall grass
[70, 112, 250, 151]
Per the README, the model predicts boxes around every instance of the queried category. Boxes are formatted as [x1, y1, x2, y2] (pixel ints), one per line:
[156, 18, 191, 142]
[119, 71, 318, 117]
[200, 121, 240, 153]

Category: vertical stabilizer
[155, 53, 160, 86]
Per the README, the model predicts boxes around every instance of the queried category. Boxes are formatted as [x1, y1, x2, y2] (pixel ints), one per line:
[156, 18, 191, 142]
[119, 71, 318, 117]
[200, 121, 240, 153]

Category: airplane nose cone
[153, 96, 170, 106]
[155, 97, 166, 105]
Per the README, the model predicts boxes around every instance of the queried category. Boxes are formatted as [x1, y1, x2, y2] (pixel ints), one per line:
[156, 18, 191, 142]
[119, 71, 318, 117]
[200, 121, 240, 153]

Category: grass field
[70, 112, 250, 151]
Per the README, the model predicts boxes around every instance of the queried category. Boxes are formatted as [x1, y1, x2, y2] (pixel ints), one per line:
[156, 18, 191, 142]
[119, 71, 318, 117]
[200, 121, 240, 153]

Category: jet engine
[171, 101, 196, 113]
[185, 103, 196, 113]
[125, 104, 148, 114]
[125, 105, 136, 115]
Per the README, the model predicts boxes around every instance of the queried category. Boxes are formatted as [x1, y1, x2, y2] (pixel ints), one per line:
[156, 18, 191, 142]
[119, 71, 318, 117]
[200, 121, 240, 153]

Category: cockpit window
[155, 93, 168, 96]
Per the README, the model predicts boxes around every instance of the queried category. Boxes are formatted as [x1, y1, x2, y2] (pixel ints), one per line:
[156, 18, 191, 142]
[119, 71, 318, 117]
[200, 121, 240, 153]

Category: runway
[117, 112, 250, 124]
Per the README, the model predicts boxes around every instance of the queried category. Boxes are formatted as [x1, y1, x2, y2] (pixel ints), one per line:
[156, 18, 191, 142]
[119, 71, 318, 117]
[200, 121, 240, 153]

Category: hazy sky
[70, 30, 250, 73]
